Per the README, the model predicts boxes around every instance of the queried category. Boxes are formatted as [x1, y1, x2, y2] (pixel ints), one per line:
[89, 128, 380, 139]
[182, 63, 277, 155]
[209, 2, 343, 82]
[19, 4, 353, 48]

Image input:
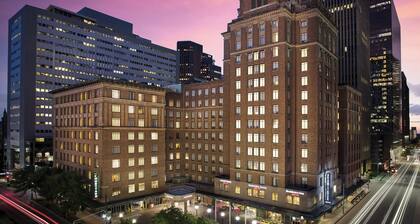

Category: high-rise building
[214, 0, 339, 217]
[369, 0, 401, 169]
[52, 80, 166, 202]
[401, 72, 410, 142]
[177, 41, 222, 83]
[323, 0, 371, 186]
[7, 5, 179, 169]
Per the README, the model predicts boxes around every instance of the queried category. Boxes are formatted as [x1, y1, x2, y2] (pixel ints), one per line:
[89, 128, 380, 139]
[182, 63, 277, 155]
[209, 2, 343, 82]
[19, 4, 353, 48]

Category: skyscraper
[214, 0, 339, 219]
[7, 5, 179, 169]
[401, 72, 410, 142]
[369, 0, 401, 169]
[177, 41, 222, 83]
[323, 0, 371, 187]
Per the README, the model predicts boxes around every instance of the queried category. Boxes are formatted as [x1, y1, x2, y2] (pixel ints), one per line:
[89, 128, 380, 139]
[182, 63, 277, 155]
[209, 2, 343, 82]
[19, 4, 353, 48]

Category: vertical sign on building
[93, 172, 99, 199]
[325, 172, 332, 204]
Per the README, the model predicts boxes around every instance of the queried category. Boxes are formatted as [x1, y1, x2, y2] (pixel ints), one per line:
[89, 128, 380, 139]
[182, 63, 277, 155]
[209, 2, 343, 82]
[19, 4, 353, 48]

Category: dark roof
[50, 79, 165, 94]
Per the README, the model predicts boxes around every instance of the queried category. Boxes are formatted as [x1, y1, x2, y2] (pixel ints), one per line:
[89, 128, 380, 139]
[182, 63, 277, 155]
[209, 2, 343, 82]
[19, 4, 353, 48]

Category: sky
[0, 0, 419, 129]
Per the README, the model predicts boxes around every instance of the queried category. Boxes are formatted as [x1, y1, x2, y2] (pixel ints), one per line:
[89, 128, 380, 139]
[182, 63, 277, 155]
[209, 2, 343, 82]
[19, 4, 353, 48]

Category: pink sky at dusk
[0, 0, 419, 129]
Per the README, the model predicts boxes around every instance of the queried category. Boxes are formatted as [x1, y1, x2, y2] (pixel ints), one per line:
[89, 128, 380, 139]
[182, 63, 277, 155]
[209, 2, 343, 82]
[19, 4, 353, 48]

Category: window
[128, 184, 135, 193]
[138, 132, 144, 140]
[111, 90, 120, 99]
[273, 61, 279, 70]
[273, 163, 279, 173]
[138, 93, 144, 102]
[128, 171, 135, 180]
[273, 134, 279, 143]
[235, 133, 241, 142]
[128, 132, 135, 140]
[236, 120, 241, 129]
[112, 118, 120, 127]
[236, 68, 241, 77]
[273, 119, 279, 129]
[301, 48, 308, 57]
[235, 160, 241, 168]
[273, 46, 279, 57]
[301, 62, 308, 72]
[151, 156, 158, 165]
[236, 81, 241, 90]
[273, 148, 279, 158]
[151, 180, 159, 189]
[112, 146, 120, 154]
[273, 76, 279, 85]
[112, 132, 120, 140]
[112, 104, 121, 112]
[128, 105, 135, 114]
[138, 170, 144, 179]
[112, 173, 120, 182]
[302, 148, 308, 158]
[302, 120, 308, 129]
[138, 119, 145, 127]
[300, 19, 308, 27]
[302, 134, 308, 144]
[138, 183, 145, 191]
[301, 32, 308, 42]
[138, 158, 145, 166]
[128, 158, 135, 167]
[301, 163, 308, 173]
[301, 76, 308, 86]
[260, 64, 265, 73]
[235, 186, 241, 194]
[151, 95, 158, 103]
[272, 192, 279, 201]
[301, 91, 308, 100]
[138, 145, 144, 153]
[151, 108, 158, 115]
[273, 90, 279, 100]
[248, 66, 253, 75]
[302, 105, 308, 115]
[151, 132, 159, 140]
[128, 145, 135, 154]
[236, 94, 241, 103]
[112, 159, 120, 168]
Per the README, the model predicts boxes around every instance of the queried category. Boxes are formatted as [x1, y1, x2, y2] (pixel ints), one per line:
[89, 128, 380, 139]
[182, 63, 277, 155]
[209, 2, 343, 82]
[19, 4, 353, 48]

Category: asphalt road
[339, 152, 420, 224]
[0, 199, 39, 224]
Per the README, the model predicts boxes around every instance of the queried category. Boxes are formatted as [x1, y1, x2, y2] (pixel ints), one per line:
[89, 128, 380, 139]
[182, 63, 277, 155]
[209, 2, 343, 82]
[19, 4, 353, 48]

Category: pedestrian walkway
[319, 179, 385, 224]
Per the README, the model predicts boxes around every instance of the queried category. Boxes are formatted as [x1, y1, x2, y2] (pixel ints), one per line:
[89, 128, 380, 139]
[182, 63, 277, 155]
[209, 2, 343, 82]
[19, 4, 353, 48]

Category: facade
[214, 0, 340, 215]
[7, 5, 178, 169]
[52, 80, 166, 203]
[165, 80, 229, 185]
[0, 110, 7, 171]
[323, 0, 370, 184]
[369, 0, 401, 169]
[338, 86, 362, 189]
[177, 41, 222, 83]
[401, 72, 410, 142]
[410, 127, 417, 141]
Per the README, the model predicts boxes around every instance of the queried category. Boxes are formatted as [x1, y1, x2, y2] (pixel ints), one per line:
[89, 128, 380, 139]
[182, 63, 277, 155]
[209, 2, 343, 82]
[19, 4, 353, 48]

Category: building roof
[50, 79, 166, 94]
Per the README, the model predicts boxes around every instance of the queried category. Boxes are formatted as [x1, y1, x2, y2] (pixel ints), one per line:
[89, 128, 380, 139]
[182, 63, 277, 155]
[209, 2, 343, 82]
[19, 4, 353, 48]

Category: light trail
[350, 162, 412, 224]
[391, 165, 419, 224]
[0, 194, 49, 224]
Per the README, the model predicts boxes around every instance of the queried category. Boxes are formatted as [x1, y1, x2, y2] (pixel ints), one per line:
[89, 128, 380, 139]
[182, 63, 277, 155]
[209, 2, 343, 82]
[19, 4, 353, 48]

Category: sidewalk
[318, 178, 387, 224]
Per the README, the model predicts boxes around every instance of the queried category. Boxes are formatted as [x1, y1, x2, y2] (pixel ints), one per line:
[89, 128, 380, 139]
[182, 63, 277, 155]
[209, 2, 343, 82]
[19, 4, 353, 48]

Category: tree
[152, 207, 217, 224]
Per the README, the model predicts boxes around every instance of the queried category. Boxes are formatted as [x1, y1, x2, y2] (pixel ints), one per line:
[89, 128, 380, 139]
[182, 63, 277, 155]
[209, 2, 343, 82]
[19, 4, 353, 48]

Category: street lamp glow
[106, 216, 111, 221]
[132, 218, 137, 223]
[251, 220, 258, 224]
[206, 208, 212, 214]
[220, 212, 226, 217]
[235, 216, 240, 221]
[101, 214, 106, 219]
[194, 205, 199, 210]
[119, 212, 124, 218]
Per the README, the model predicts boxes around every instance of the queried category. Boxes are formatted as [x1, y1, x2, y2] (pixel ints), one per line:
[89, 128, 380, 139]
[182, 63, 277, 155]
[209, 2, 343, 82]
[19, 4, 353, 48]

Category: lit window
[302, 120, 308, 129]
[112, 104, 121, 112]
[128, 105, 135, 114]
[273, 46, 279, 57]
[111, 132, 120, 140]
[151, 132, 159, 140]
[302, 149, 308, 158]
[301, 76, 308, 86]
[151, 156, 158, 165]
[112, 159, 120, 168]
[112, 118, 120, 127]
[236, 68, 241, 77]
[138, 183, 145, 191]
[301, 91, 308, 100]
[301, 62, 308, 72]
[128, 184, 135, 193]
[302, 105, 308, 115]
[111, 90, 120, 99]
[128, 158, 135, 167]
[301, 163, 308, 173]
[301, 48, 308, 57]
[151, 180, 159, 189]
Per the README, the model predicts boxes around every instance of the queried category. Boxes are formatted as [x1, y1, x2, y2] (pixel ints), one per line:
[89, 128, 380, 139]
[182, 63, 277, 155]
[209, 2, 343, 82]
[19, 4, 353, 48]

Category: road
[0, 191, 59, 224]
[339, 151, 420, 224]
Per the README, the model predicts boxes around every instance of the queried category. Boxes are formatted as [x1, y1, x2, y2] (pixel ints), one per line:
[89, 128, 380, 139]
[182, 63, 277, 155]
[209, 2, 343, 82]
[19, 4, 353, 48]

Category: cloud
[410, 104, 420, 115]
[408, 82, 420, 97]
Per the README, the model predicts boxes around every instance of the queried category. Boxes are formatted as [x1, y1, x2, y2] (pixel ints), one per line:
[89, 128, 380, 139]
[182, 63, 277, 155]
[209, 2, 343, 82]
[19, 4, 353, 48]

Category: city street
[339, 153, 420, 224]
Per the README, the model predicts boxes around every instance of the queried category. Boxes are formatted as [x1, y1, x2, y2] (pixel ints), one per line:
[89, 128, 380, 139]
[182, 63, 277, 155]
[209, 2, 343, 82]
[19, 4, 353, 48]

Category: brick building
[213, 0, 340, 213]
[52, 80, 166, 202]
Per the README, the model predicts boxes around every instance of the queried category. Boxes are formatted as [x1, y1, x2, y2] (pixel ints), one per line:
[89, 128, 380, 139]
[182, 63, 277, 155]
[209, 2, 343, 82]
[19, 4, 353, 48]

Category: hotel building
[52, 80, 166, 202]
[7, 5, 178, 169]
[214, 0, 340, 213]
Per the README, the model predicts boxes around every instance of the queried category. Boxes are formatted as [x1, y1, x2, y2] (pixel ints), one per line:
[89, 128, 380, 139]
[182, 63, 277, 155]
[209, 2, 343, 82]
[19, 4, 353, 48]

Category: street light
[194, 205, 199, 216]
[251, 220, 258, 224]
[132, 218, 137, 223]
[235, 216, 240, 221]
[118, 212, 124, 218]
[221, 212, 226, 217]
[206, 208, 212, 214]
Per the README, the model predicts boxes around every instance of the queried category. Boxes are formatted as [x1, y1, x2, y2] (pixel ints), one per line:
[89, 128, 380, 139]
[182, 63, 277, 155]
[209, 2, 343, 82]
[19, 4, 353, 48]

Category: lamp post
[221, 211, 226, 224]
[206, 208, 212, 219]
[194, 205, 199, 216]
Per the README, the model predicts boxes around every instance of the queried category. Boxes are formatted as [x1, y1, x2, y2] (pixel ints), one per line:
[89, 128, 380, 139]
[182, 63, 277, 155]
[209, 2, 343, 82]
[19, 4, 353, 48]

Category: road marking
[350, 162, 412, 224]
[391, 165, 419, 224]
[381, 174, 406, 224]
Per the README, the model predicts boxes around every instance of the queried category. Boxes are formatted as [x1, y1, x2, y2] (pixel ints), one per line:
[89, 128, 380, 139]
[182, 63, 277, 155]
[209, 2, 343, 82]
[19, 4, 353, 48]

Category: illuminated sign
[325, 172, 332, 204]
[220, 179, 232, 184]
[93, 172, 99, 199]
[286, 189, 305, 196]
[248, 184, 267, 190]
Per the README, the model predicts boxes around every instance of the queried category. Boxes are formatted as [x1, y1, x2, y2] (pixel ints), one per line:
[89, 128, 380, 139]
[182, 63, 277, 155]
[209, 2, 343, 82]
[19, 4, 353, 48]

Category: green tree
[152, 207, 216, 224]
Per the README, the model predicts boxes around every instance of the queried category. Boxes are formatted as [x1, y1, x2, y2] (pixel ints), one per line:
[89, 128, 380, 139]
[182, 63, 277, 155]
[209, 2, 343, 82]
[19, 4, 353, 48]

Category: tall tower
[214, 0, 340, 219]
[369, 0, 401, 169]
